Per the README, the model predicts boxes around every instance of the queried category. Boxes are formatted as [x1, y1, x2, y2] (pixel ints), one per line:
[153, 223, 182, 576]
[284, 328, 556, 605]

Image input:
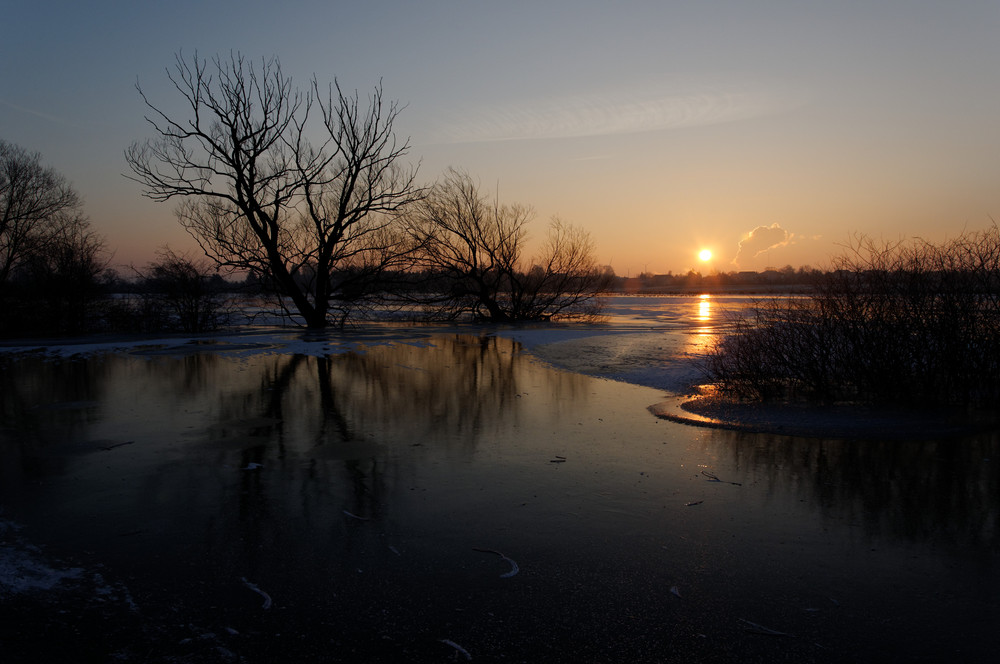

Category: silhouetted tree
[125, 52, 423, 328]
[4, 217, 108, 335]
[407, 169, 610, 321]
[1, 140, 84, 289]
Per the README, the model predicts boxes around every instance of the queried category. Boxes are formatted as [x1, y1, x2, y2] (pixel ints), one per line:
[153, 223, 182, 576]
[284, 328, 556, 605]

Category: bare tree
[4, 214, 108, 336]
[408, 169, 610, 321]
[125, 52, 423, 329]
[0, 140, 83, 288]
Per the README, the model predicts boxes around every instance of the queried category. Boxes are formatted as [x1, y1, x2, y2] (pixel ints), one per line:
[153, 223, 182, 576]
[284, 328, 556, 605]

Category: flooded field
[1, 296, 998, 662]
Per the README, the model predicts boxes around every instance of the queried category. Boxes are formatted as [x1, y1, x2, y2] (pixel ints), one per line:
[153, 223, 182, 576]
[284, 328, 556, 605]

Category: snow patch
[0, 520, 84, 596]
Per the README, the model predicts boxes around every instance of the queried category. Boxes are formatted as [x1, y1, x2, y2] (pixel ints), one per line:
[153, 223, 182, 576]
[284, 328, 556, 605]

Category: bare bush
[136, 248, 234, 332]
[706, 226, 1000, 408]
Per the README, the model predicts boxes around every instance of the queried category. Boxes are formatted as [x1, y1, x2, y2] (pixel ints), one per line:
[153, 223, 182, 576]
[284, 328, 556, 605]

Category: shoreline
[4, 321, 997, 442]
[649, 392, 995, 440]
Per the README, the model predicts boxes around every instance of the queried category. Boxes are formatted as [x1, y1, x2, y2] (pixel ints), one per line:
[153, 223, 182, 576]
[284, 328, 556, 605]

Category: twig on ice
[739, 618, 791, 636]
[440, 638, 472, 660]
[101, 441, 135, 451]
[702, 470, 742, 486]
[240, 577, 272, 609]
[473, 547, 520, 578]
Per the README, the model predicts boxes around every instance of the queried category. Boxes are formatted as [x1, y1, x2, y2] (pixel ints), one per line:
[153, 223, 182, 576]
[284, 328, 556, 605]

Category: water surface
[1, 299, 998, 662]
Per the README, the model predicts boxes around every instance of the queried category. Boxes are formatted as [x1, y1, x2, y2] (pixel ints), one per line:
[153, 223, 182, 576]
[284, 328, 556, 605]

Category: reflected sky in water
[1, 316, 998, 661]
[512, 294, 746, 391]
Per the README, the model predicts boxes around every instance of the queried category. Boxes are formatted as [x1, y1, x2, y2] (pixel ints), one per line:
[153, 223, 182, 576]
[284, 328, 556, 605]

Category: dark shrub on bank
[706, 227, 1000, 408]
[134, 249, 236, 333]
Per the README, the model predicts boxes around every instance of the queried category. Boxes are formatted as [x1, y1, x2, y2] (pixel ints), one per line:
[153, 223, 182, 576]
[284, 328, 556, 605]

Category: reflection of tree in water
[0, 355, 121, 483]
[327, 334, 527, 447]
[717, 429, 1000, 548]
[196, 334, 585, 563]
[0, 355, 110, 431]
[0, 334, 601, 612]
[212, 334, 542, 456]
[0, 336, 590, 567]
[138, 352, 223, 396]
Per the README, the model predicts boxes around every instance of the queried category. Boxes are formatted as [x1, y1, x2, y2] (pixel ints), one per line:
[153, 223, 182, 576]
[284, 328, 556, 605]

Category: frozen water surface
[1, 295, 998, 662]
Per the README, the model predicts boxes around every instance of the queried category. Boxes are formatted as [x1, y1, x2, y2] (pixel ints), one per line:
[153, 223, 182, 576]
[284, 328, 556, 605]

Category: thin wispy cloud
[432, 85, 787, 144]
[0, 98, 70, 126]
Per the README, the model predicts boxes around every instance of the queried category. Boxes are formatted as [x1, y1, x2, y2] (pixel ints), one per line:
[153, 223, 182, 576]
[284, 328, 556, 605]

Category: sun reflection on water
[696, 293, 711, 322]
[688, 294, 715, 355]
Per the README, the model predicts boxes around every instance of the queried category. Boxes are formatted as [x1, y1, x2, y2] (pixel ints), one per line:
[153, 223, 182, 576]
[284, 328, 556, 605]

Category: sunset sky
[4, 1, 999, 276]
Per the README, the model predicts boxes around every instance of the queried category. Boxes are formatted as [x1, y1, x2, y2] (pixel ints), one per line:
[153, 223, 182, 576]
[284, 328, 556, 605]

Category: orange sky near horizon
[4, 1, 999, 277]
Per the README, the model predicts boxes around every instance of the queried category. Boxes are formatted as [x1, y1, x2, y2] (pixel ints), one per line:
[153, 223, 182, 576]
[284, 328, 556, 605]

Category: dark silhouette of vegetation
[0, 140, 110, 336]
[609, 264, 821, 293]
[125, 52, 423, 329]
[133, 248, 235, 332]
[1, 139, 87, 289]
[3, 222, 108, 336]
[406, 169, 611, 321]
[705, 226, 1000, 409]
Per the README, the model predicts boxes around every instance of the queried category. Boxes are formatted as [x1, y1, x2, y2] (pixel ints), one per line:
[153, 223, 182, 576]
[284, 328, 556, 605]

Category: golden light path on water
[697, 293, 712, 322]
[692, 293, 715, 353]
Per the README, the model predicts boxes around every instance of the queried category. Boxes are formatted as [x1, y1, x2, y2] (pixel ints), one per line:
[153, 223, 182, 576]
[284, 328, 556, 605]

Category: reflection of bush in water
[719, 429, 1000, 548]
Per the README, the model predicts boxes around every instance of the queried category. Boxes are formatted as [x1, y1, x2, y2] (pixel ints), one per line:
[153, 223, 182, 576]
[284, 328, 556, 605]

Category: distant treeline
[0, 256, 816, 338]
[609, 265, 821, 294]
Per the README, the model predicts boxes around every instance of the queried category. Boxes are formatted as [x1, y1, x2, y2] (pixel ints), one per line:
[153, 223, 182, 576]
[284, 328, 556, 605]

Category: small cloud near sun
[731, 223, 794, 267]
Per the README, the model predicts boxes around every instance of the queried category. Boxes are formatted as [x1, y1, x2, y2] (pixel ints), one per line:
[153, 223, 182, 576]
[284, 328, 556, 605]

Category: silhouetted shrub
[136, 249, 235, 332]
[705, 226, 1000, 408]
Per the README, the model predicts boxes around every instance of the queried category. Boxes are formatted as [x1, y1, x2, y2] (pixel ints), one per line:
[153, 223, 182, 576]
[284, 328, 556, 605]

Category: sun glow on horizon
[698, 249, 713, 262]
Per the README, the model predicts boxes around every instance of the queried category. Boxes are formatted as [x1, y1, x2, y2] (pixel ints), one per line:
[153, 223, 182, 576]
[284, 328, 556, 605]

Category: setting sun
[698, 249, 712, 262]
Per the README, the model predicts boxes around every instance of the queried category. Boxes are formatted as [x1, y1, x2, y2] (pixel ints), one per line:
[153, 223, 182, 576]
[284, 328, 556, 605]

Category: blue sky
[4, 0, 999, 275]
